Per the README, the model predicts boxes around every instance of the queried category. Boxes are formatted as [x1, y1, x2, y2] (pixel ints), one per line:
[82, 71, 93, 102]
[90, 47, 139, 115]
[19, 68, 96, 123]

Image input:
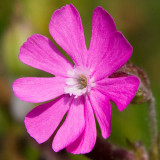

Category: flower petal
[49, 4, 87, 66]
[92, 31, 133, 81]
[66, 96, 96, 154]
[24, 96, 69, 144]
[13, 77, 66, 103]
[87, 7, 116, 68]
[19, 34, 73, 76]
[52, 96, 85, 152]
[89, 90, 112, 139]
[96, 76, 140, 111]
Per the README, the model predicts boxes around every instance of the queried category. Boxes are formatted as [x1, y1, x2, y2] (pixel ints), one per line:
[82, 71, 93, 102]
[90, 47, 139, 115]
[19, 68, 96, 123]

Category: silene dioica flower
[13, 4, 140, 154]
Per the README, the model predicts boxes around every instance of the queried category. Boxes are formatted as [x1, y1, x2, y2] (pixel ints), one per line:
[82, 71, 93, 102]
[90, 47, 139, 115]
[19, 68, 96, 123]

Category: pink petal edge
[89, 89, 112, 139]
[52, 96, 85, 152]
[49, 4, 87, 66]
[19, 34, 73, 76]
[87, 6, 116, 69]
[24, 96, 69, 144]
[66, 96, 97, 154]
[92, 31, 133, 81]
[96, 76, 140, 111]
[12, 77, 66, 103]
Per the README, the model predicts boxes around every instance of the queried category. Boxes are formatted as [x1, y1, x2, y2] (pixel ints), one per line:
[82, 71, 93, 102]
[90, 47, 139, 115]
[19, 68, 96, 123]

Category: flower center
[78, 75, 87, 89]
[64, 67, 94, 98]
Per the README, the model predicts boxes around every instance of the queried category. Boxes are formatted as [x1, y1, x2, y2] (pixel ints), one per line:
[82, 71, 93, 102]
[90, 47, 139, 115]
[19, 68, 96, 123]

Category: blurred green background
[0, 0, 160, 159]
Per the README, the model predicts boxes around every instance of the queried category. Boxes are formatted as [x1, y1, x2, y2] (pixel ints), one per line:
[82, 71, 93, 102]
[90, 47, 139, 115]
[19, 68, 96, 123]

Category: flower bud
[111, 62, 152, 104]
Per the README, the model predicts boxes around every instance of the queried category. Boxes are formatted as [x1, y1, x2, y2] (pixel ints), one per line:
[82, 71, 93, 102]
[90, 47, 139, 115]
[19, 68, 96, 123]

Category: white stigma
[64, 67, 95, 98]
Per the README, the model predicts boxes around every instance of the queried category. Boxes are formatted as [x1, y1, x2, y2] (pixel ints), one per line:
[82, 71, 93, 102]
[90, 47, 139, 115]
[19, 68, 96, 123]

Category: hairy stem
[148, 95, 159, 160]
[148, 95, 158, 146]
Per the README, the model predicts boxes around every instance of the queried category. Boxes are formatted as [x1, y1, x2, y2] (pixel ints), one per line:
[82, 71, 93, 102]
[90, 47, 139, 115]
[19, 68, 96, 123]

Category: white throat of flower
[64, 67, 95, 98]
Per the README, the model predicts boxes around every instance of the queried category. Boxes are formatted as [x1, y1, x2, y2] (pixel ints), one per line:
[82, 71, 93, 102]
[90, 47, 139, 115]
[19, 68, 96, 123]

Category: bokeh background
[0, 0, 160, 159]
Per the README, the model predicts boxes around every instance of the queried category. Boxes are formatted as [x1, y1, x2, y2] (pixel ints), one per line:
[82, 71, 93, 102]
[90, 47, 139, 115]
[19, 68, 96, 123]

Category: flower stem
[148, 95, 158, 146]
[148, 95, 159, 160]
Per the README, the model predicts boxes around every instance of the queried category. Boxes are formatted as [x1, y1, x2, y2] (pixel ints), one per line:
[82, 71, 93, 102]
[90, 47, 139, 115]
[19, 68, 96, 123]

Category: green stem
[148, 95, 158, 146]
[148, 95, 159, 160]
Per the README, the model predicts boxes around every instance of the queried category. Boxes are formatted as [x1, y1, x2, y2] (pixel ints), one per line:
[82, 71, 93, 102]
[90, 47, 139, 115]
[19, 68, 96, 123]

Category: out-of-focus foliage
[0, 0, 160, 160]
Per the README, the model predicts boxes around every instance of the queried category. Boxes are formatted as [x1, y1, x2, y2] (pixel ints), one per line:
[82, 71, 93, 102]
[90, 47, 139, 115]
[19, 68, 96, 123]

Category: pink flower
[12, 4, 140, 154]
